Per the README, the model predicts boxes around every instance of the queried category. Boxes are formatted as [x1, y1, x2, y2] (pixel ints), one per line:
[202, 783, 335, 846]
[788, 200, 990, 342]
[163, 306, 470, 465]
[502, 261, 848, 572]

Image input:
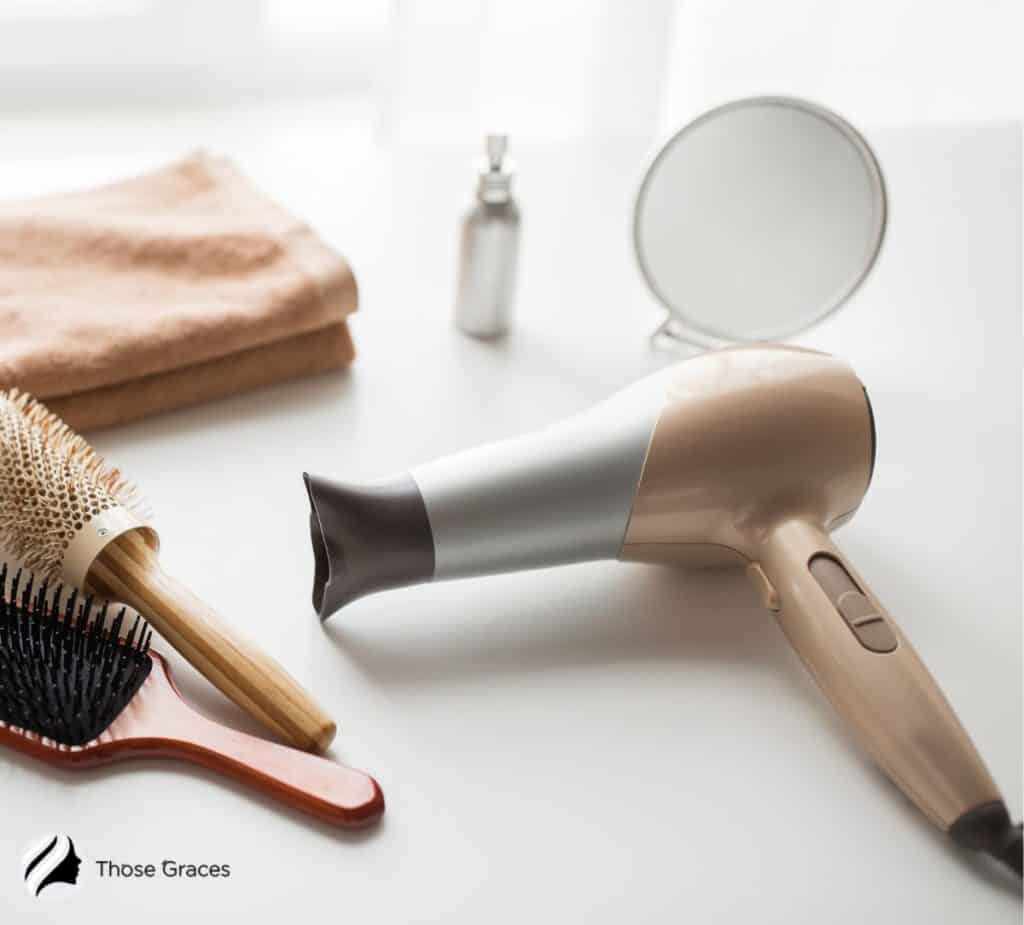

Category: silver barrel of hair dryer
[304, 367, 677, 619]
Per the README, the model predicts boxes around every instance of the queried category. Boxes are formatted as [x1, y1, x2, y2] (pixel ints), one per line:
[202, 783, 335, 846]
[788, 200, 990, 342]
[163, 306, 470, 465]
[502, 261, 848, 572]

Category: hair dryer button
[836, 589, 875, 623]
[836, 590, 898, 653]
[851, 618, 898, 653]
[745, 563, 780, 611]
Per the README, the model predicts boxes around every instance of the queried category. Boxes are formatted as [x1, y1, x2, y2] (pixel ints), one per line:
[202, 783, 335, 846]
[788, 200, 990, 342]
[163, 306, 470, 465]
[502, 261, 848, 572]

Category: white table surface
[1, 101, 1020, 923]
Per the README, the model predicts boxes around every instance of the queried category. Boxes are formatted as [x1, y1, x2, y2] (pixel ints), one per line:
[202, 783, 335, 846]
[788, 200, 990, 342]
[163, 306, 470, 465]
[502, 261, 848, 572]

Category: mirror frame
[633, 95, 888, 345]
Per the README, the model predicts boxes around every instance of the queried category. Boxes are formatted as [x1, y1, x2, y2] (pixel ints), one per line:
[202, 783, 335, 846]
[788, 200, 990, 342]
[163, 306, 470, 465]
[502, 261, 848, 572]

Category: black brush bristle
[0, 562, 152, 746]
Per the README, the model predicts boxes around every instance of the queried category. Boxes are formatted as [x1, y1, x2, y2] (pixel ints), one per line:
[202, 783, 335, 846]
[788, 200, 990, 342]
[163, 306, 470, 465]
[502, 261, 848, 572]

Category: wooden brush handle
[88, 531, 337, 753]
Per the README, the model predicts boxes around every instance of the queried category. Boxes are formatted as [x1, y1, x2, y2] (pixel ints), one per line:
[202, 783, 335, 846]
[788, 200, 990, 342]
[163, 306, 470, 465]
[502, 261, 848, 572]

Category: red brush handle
[0, 655, 384, 828]
[148, 704, 385, 827]
[122, 657, 385, 827]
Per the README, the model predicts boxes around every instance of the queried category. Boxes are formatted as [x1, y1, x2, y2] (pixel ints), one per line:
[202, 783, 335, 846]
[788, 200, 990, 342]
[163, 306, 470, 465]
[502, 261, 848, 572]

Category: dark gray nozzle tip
[303, 472, 435, 620]
[949, 799, 1023, 879]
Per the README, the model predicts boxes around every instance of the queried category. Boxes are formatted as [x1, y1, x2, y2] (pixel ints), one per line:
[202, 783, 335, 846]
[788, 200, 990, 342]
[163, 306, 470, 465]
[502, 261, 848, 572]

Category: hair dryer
[304, 345, 1021, 877]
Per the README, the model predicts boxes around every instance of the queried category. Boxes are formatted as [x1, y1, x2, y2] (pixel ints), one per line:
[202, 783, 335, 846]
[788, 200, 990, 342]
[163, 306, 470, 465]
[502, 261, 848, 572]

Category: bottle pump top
[477, 134, 514, 204]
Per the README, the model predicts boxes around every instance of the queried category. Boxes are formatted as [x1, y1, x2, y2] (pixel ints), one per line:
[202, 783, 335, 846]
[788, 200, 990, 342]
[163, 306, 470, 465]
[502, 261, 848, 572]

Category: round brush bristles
[0, 390, 145, 578]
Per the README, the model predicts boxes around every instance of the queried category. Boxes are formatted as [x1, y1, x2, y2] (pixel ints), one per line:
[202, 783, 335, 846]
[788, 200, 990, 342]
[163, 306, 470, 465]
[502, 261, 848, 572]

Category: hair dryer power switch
[809, 555, 898, 653]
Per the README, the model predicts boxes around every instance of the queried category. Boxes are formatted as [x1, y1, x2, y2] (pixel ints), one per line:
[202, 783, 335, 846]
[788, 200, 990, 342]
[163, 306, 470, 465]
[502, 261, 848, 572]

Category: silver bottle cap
[477, 134, 514, 204]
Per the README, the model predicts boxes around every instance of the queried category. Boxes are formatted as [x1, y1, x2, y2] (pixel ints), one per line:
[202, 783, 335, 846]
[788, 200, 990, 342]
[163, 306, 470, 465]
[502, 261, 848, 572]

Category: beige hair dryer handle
[756, 518, 1001, 833]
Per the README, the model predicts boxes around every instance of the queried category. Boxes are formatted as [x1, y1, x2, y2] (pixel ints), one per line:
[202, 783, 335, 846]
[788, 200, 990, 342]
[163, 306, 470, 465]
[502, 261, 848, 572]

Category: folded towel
[0, 152, 357, 430]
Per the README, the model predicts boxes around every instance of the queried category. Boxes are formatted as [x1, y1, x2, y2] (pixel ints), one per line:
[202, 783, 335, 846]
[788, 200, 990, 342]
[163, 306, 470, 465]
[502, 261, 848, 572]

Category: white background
[0, 2, 1021, 922]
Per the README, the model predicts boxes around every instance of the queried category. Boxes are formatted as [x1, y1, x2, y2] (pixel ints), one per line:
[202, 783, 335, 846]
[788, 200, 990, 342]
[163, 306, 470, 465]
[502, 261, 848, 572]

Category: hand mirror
[634, 96, 887, 348]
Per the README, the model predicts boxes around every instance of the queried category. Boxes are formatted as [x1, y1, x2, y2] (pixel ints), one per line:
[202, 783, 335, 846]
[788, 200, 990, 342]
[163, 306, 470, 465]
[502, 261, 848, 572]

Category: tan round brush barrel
[0, 390, 335, 754]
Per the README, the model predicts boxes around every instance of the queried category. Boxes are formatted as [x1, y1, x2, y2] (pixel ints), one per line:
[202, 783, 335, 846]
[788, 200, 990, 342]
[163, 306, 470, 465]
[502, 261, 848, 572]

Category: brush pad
[0, 564, 152, 746]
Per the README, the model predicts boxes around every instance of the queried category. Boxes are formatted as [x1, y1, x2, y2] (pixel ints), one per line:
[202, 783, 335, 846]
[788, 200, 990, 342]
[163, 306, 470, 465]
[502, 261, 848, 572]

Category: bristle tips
[0, 563, 153, 746]
[0, 388, 149, 577]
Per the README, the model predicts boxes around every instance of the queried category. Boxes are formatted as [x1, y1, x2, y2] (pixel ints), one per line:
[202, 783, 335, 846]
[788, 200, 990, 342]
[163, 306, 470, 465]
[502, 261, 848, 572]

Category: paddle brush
[0, 389, 334, 752]
[0, 564, 383, 826]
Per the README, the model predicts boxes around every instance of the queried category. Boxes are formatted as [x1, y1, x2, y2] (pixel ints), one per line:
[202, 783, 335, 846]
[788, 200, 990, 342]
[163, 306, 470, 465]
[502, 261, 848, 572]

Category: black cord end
[995, 821, 1023, 878]
[949, 800, 1022, 879]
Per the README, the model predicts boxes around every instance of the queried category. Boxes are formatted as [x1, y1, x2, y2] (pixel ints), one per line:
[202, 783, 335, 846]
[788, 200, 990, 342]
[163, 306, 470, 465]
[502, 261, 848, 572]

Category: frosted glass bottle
[455, 135, 520, 338]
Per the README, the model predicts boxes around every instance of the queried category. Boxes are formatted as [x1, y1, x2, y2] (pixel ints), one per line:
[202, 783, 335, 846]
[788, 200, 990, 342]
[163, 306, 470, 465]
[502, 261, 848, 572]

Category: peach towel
[0, 153, 357, 431]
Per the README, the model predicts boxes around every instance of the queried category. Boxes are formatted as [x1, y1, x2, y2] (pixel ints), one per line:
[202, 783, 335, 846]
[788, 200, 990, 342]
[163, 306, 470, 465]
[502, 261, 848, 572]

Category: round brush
[0, 389, 335, 753]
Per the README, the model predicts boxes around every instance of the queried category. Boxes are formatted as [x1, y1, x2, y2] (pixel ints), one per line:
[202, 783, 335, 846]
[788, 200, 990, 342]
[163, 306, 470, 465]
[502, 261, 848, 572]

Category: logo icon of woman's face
[23, 835, 82, 897]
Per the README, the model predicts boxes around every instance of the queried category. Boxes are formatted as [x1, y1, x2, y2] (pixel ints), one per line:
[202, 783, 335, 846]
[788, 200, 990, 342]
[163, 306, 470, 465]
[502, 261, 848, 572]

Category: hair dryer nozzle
[304, 473, 435, 619]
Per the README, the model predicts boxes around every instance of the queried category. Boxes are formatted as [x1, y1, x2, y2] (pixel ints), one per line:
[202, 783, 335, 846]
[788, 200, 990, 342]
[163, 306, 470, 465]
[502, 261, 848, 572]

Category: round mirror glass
[634, 97, 887, 343]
